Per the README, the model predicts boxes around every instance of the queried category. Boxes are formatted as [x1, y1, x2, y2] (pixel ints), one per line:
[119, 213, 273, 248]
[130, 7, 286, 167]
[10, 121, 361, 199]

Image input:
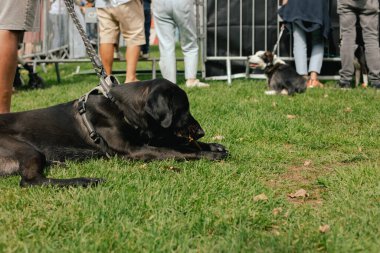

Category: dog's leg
[264, 90, 277, 95]
[125, 144, 228, 161]
[0, 136, 104, 187]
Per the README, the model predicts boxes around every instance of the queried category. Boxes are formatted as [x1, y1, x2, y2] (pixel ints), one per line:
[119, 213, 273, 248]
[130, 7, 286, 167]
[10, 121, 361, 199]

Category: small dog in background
[248, 51, 306, 95]
[353, 45, 369, 88]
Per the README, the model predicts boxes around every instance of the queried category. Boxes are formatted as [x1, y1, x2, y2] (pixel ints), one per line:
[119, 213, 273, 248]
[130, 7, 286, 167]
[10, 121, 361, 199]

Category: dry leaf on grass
[253, 193, 268, 202]
[139, 163, 148, 169]
[272, 207, 283, 216]
[303, 160, 312, 166]
[287, 114, 297, 119]
[163, 166, 182, 173]
[212, 135, 225, 141]
[271, 226, 280, 236]
[344, 107, 352, 113]
[288, 189, 309, 198]
[319, 224, 330, 233]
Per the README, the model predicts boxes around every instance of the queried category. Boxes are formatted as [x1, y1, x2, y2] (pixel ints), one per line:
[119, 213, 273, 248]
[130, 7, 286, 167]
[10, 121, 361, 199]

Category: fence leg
[245, 58, 250, 79]
[152, 58, 157, 79]
[227, 59, 232, 85]
[55, 63, 61, 83]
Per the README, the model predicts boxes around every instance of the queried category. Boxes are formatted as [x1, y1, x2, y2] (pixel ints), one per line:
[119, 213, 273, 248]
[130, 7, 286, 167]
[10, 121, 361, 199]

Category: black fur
[0, 79, 228, 187]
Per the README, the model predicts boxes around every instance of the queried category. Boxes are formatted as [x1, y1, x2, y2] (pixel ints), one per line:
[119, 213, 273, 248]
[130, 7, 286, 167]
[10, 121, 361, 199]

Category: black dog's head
[248, 51, 285, 70]
[110, 79, 205, 142]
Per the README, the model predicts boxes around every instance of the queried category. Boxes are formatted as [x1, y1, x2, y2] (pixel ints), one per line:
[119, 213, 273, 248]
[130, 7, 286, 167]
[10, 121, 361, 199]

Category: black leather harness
[77, 86, 115, 158]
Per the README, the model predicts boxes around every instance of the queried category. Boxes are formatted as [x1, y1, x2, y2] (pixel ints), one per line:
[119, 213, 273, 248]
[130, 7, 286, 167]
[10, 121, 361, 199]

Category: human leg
[99, 43, 115, 75]
[308, 28, 324, 87]
[359, 12, 380, 86]
[0, 30, 22, 113]
[118, 0, 145, 83]
[173, 0, 208, 87]
[339, 11, 357, 86]
[96, 7, 120, 75]
[125, 45, 141, 83]
[292, 22, 308, 76]
[141, 0, 151, 56]
[152, 0, 177, 83]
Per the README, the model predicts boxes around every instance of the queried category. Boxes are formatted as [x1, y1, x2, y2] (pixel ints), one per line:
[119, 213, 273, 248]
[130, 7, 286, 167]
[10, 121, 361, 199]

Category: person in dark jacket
[279, 0, 330, 88]
[337, 0, 380, 89]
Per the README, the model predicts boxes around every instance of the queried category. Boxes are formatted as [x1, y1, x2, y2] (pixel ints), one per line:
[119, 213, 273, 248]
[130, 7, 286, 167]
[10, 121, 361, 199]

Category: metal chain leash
[63, 0, 106, 78]
[63, 0, 119, 95]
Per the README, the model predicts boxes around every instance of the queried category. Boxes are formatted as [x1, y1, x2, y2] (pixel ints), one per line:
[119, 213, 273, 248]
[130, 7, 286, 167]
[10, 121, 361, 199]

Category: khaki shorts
[0, 0, 39, 31]
[97, 0, 145, 46]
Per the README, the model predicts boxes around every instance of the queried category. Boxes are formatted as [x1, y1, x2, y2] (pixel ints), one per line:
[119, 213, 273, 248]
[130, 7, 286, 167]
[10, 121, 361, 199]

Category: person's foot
[185, 79, 210, 88]
[338, 80, 352, 89]
[307, 79, 323, 88]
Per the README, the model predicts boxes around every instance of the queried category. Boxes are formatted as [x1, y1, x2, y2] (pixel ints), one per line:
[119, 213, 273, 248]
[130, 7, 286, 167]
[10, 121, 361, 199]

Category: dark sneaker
[28, 73, 45, 89]
[338, 80, 352, 89]
[13, 67, 24, 88]
[371, 82, 380, 89]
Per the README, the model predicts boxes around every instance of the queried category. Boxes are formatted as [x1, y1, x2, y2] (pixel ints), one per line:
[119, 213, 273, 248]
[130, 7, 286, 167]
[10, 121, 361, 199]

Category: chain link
[63, 0, 106, 78]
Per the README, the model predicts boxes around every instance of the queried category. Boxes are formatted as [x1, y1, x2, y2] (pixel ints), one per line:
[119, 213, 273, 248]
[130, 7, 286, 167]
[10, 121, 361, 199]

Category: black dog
[0, 79, 228, 187]
[248, 51, 306, 95]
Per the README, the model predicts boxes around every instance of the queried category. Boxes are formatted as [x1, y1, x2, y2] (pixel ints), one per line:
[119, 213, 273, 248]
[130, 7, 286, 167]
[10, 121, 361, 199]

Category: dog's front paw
[208, 143, 228, 153]
[199, 146, 229, 161]
[78, 177, 106, 187]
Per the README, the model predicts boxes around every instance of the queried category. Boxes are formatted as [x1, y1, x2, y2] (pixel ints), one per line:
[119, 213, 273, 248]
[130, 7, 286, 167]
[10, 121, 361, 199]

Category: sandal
[307, 79, 324, 88]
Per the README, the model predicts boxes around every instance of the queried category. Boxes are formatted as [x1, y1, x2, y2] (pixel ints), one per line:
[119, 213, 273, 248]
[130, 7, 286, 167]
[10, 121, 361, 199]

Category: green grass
[1, 58, 380, 252]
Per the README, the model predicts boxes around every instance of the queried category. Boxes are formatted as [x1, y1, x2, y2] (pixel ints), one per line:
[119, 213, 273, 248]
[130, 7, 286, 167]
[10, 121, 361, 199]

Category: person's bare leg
[125, 45, 140, 83]
[99, 43, 115, 75]
[0, 30, 21, 114]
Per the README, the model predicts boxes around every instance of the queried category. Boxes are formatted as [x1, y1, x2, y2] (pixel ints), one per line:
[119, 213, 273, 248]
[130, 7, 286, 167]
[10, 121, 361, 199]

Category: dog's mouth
[188, 136, 202, 150]
[249, 63, 260, 68]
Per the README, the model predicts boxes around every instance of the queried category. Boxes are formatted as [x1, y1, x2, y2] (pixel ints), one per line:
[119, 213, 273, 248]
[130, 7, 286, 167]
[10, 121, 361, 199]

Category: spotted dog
[249, 51, 306, 95]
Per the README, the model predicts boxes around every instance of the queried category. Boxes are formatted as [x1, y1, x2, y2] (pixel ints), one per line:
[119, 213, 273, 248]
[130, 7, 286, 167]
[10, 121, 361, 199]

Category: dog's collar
[78, 86, 115, 158]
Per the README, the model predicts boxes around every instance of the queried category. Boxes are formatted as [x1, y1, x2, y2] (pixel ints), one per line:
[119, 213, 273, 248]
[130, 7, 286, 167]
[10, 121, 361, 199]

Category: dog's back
[269, 63, 306, 95]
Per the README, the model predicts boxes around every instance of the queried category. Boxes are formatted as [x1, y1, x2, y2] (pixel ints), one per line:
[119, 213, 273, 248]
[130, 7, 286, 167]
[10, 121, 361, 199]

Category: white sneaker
[185, 79, 210, 88]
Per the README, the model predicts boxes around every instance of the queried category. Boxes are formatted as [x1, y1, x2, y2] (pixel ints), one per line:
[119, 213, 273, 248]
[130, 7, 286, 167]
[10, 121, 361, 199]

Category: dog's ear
[144, 93, 173, 128]
[264, 51, 274, 64]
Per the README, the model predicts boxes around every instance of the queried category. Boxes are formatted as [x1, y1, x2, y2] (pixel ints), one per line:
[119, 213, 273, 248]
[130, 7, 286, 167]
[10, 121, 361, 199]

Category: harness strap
[63, 0, 120, 93]
[78, 87, 115, 158]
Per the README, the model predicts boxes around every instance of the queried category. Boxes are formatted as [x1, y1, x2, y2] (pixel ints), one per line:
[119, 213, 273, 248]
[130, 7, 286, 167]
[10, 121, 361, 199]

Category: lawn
[1, 57, 380, 252]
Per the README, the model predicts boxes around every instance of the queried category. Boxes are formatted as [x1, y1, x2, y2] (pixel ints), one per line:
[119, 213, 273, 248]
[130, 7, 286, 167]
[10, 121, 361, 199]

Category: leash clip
[89, 131, 101, 144]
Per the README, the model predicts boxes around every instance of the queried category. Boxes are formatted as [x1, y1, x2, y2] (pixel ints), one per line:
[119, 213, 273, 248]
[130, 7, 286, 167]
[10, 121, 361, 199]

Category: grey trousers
[152, 0, 198, 84]
[338, 0, 380, 84]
